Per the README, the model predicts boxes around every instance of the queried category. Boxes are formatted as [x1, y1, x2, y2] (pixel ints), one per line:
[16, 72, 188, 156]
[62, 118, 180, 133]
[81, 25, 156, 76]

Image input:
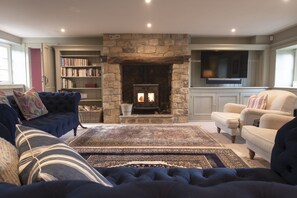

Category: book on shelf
[61, 68, 101, 77]
[62, 79, 75, 88]
[60, 58, 89, 66]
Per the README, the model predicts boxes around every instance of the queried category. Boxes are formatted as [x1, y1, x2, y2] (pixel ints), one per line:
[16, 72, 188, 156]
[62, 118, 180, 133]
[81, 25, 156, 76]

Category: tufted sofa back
[38, 92, 80, 114]
[271, 116, 297, 184]
[7, 92, 81, 120]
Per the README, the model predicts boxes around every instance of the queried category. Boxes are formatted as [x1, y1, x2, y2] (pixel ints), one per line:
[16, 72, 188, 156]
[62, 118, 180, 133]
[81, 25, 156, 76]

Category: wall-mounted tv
[200, 50, 248, 79]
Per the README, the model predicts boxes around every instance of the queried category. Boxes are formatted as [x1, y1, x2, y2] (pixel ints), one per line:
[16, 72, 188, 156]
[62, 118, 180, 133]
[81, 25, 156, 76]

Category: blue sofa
[0, 91, 80, 144]
[1, 116, 297, 197]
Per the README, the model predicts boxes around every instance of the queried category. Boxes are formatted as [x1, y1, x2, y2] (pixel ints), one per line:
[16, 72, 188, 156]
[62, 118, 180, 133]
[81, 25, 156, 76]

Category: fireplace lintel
[107, 55, 190, 64]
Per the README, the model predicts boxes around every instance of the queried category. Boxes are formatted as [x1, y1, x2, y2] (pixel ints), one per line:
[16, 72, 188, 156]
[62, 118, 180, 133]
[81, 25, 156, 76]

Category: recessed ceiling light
[147, 23, 152, 28]
[60, 28, 66, 33]
[283, 0, 290, 2]
[145, 0, 151, 4]
[231, 28, 236, 33]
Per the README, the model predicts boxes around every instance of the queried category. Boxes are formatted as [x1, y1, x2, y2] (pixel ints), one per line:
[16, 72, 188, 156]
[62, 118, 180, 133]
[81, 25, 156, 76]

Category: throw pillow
[15, 125, 64, 168]
[0, 91, 11, 106]
[16, 125, 113, 187]
[0, 137, 21, 186]
[13, 88, 48, 120]
[246, 94, 268, 109]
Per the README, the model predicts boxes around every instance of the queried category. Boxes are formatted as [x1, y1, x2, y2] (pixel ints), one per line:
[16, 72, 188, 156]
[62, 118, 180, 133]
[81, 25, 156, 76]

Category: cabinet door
[189, 93, 216, 121]
[216, 93, 240, 112]
[41, 44, 55, 92]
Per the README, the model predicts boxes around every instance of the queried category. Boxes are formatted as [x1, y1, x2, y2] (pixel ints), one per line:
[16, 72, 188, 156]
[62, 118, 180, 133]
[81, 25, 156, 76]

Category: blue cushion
[0, 104, 19, 145]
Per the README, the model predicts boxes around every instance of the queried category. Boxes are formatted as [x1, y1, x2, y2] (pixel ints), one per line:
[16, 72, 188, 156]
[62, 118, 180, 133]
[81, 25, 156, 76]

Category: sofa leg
[231, 135, 236, 143]
[73, 127, 77, 136]
[217, 127, 221, 133]
[249, 149, 255, 159]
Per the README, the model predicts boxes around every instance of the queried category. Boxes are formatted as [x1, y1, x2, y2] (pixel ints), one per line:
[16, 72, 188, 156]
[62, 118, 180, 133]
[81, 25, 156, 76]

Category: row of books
[61, 58, 89, 66]
[62, 79, 75, 88]
[61, 68, 101, 77]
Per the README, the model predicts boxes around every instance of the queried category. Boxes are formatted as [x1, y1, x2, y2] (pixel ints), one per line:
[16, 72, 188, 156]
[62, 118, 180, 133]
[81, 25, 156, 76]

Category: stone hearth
[102, 34, 190, 123]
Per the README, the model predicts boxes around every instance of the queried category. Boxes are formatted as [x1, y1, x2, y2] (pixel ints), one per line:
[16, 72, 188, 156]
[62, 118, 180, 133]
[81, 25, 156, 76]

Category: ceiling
[0, 0, 297, 38]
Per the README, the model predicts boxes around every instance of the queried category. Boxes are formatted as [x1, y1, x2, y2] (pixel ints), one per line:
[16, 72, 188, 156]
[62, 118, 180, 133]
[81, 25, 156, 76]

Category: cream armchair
[211, 90, 297, 143]
[241, 114, 294, 162]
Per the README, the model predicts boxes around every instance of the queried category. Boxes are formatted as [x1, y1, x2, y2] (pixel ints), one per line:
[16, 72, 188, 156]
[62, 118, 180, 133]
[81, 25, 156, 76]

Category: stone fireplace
[102, 34, 190, 123]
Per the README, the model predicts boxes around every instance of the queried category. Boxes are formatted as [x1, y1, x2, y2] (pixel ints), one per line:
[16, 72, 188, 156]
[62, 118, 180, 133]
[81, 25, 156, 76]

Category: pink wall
[30, 48, 42, 91]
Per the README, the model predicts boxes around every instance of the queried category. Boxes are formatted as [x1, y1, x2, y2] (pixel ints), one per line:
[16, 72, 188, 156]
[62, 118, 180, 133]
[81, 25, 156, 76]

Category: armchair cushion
[246, 94, 267, 109]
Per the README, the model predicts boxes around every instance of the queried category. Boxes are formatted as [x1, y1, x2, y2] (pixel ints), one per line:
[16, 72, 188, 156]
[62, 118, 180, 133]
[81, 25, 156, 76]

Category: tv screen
[200, 50, 248, 78]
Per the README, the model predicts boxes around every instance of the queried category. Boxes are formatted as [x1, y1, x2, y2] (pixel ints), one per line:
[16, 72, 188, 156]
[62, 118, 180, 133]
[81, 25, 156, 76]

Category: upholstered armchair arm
[224, 103, 246, 113]
[239, 108, 291, 127]
[259, 114, 294, 130]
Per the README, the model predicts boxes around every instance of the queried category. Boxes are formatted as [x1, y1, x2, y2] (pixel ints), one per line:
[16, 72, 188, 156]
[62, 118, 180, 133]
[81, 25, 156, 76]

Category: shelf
[61, 55, 99, 58]
[80, 99, 102, 102]
[60, 66, 101, 68]
[55, 46, 103, 123]
[61, 76, 101, 78]
[62, 88, 102, 90]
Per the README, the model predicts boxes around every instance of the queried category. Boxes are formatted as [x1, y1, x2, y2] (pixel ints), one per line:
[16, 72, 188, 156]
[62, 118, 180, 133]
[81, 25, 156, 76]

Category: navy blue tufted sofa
[1, 117, 297, 197]
[1, 92, 80, 141]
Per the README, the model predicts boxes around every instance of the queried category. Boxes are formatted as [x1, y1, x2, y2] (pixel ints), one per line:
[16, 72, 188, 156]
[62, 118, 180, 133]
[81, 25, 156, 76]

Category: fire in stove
[148, 93, 155, 102]
[138, 93, 144, 102]
[137, 93, 155, 103]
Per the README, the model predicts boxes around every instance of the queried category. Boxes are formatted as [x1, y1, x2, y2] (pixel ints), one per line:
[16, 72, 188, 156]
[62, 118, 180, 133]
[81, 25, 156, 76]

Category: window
[275, 48, 296, 87]
[0, 44, 12, 84]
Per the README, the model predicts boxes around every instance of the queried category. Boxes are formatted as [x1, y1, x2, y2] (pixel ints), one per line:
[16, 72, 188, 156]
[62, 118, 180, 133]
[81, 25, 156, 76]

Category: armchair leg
[231, 135, 236, 143]
[217, 127, 221, 133]
[249, 149, 255, 159]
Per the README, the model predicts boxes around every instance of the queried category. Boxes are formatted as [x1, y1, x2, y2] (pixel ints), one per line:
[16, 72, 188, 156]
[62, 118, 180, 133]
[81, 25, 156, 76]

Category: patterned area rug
[69, 125, 221, 147]
[78, 147, 249, 168]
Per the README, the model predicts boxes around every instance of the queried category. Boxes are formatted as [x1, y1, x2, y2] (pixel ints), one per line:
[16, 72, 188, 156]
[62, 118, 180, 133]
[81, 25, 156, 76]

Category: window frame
[0, 43, 13, 84]
[274, 47, 297, 88]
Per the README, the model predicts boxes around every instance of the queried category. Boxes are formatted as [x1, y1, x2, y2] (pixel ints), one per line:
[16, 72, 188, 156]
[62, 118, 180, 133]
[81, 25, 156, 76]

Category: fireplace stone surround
[102, 34, 190, 123]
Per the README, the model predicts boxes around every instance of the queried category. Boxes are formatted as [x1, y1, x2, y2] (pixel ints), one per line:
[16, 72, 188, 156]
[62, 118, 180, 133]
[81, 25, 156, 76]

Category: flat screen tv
[200, 50, 248, 78]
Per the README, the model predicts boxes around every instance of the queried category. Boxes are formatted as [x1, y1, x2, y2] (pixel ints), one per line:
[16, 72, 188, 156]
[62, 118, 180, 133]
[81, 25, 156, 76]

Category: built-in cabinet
[189, 45, 270, 121]
[189, 87, 267, 121]
[54, 46, 103, 123]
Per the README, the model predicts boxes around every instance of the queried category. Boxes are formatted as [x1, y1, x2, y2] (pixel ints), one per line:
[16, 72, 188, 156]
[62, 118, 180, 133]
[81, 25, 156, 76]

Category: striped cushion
[246, 94, 268, 109]
[16, 125, 113, 187]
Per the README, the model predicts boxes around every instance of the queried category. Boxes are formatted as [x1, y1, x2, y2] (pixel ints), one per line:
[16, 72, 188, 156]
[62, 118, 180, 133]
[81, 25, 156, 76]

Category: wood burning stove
[133, 84, 159, 112]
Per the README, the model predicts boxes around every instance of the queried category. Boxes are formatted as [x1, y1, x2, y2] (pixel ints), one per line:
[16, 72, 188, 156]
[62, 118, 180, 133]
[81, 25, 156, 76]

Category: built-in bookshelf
[54, 46, 103, 123]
